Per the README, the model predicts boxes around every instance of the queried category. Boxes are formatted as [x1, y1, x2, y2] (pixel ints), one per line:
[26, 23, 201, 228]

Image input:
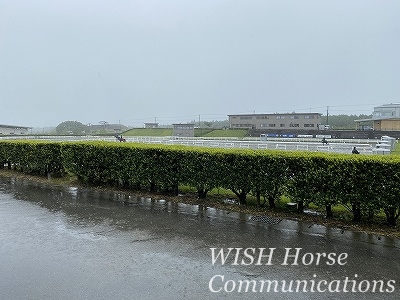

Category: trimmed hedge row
[1, 140, 400, 226]
[0, 141, 64, 176]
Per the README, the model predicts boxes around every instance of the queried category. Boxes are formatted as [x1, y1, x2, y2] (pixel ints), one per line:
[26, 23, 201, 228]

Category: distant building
[172, 124, 195, 137]
[228, 113, 322, 130]
[355, 103, 400, 131]
[144, 122, 159, 128]
[0, 124, 31, 135]
[89, 123, 128, 134]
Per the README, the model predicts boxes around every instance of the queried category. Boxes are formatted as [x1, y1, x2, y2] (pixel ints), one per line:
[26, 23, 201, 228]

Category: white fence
[156, 138, 374, 154]
[0, 135, 377, 154]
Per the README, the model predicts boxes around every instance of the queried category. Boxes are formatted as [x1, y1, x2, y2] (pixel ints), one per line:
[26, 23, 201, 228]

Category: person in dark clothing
[352, 146, 360, 154]
[115, 135, 126, 142]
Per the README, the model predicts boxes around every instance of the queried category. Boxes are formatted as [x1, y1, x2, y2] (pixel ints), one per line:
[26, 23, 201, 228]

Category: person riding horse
[115, 135, 126, 142]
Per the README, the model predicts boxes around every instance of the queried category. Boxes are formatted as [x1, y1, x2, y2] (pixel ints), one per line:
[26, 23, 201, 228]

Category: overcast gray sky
[1, 0, 399, 128]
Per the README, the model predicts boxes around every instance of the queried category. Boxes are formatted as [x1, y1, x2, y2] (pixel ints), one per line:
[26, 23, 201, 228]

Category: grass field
[123, 128, 249, 138]
[194, 128, 215, 137]
[391, 142, 400, 155]
[122, 128, 400, 157]
[202, 129, 248, 138]
[123, 128, 173, 136]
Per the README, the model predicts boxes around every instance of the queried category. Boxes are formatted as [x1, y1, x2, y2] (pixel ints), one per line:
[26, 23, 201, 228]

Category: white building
[144, 122, 159, 128]
[0, 124, 31, 135]
[355, 103, 400, 131]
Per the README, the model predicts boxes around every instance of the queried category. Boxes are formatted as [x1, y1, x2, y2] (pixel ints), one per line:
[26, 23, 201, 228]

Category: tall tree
[322, 114, 372, 129]
[56, 121, 88, 135]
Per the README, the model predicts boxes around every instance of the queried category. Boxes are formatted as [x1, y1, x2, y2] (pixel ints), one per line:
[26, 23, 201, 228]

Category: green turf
[391, 141, 400, 155]
[202, 129, 249, 138]
[123, 128, 173, 136]
[122, 128, 249, 138]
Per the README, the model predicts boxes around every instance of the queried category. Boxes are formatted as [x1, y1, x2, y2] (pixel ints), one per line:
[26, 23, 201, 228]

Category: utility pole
[326, 106, 329, 125]
[99, 121, 108, 132]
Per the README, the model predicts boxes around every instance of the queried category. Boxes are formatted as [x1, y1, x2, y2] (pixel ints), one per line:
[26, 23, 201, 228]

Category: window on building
[240, 116, 253, 120]
[268, 124, 276, 127]
[304, 115, 314, 119]
[304, 124, 315, 127]
[276, 116, 285, 119]
[280, 124, 285, 127]
[290, 115, 299, 119]
[289, 123, 299, 127]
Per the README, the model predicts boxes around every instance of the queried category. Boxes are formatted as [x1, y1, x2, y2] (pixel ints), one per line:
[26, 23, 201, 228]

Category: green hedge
[0, 141, 64, 176]
[1, 140, 399, 226]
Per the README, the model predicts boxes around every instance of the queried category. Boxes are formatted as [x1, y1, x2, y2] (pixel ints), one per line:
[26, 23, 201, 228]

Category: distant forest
[320, 114, 372, 130]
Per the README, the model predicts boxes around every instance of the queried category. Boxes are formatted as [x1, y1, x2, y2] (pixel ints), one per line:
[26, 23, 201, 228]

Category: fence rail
[0, 135, 378, 154]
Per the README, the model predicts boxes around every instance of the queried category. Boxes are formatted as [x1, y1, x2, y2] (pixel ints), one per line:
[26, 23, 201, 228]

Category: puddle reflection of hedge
[1, 140, 399, 226]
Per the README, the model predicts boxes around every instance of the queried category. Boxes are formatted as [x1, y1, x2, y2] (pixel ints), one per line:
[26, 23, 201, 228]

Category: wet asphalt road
[0, 175, 399, 300]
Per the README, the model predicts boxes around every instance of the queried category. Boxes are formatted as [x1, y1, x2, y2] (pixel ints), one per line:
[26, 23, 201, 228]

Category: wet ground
[0, 175, 399, 300]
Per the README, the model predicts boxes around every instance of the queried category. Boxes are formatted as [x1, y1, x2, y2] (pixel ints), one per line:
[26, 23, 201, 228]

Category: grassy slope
[194, 128, 215, 137]
[202, 129, 248, 138]
[123, 128, 249, 138]
[123, 128, 173, 136]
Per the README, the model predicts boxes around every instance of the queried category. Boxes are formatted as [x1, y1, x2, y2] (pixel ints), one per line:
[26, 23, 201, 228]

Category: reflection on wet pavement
[0, 176, 399, 300]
